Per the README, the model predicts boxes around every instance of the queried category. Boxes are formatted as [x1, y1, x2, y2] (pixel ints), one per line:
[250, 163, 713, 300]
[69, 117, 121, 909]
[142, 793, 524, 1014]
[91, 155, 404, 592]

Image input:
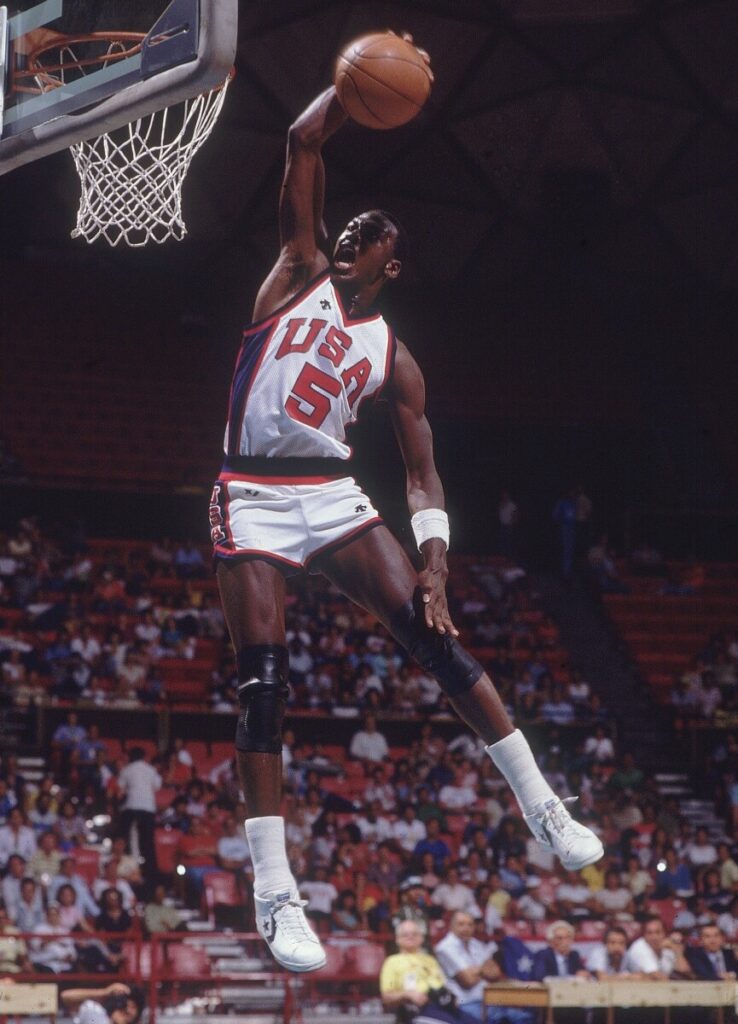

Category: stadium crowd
[1, 516, 738, 1020]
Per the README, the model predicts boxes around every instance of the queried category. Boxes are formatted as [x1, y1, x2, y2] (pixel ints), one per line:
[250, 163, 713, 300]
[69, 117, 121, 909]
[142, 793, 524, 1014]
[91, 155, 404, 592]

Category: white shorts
[210, 473, 383, 574]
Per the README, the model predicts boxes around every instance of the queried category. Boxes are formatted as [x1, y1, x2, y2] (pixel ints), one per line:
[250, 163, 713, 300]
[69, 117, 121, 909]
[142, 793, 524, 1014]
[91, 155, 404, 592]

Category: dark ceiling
[3, 0, 738, 288]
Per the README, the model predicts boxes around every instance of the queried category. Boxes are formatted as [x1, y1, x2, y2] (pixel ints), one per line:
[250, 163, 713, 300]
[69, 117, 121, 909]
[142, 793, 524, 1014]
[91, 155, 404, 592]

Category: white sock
[485, 729, 557, 815]
[244, 816, 296, 896]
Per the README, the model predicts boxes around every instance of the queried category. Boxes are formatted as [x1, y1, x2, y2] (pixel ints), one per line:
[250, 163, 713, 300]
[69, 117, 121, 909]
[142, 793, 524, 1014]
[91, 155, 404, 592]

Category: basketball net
[21, 36, 232, 247]
[70, 80, 231, 247]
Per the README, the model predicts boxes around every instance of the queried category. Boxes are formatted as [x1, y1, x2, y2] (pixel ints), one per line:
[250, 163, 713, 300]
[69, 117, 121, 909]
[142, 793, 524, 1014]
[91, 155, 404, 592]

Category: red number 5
[285, 364, 341, 428]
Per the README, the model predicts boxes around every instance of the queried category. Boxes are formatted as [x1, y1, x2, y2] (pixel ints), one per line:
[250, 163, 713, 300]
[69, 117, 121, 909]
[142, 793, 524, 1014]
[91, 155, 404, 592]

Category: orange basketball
[334, 32, 433, 130]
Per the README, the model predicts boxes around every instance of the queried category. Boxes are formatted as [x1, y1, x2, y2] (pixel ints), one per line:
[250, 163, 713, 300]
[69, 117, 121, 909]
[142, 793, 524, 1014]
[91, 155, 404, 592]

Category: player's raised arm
[252, 88, 346, 321]
[388, 340, 458, 637]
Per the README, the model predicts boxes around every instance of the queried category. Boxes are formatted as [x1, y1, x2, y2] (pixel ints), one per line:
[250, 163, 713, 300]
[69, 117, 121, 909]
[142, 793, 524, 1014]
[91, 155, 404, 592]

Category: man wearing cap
[393, 876, 432, 941]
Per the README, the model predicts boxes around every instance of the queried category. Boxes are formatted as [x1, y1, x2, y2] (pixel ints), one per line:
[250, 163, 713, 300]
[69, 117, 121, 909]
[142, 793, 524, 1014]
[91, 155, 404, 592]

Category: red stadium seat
[345, 942, 386, 978]
[203, 870, 241, 908]
[315, 943, 346, 977]
[164, 943, 211, 977]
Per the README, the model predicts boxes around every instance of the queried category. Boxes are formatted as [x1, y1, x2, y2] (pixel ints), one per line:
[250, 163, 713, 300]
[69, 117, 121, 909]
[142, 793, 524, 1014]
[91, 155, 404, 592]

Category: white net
[70, 78, 231, 247]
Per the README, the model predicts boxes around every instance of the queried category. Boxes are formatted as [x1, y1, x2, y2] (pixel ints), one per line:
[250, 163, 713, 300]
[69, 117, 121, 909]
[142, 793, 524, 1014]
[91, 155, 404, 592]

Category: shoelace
[542, 797, 581, 837]
[273, 898, 316, 943]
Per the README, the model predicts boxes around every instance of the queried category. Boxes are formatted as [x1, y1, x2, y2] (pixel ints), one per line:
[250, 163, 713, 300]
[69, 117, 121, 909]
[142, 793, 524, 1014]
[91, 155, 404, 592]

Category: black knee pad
[390, 592, 483, 698]
[235, 644, 289, 754]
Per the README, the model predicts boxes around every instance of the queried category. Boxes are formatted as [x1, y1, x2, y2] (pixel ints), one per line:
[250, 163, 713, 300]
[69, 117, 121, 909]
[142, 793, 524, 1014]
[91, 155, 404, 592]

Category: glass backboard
[0, 0, 236, 174]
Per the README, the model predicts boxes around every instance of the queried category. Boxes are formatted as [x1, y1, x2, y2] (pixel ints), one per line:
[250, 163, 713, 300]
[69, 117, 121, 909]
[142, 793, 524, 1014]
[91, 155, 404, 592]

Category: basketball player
[212, 63, 603, 973]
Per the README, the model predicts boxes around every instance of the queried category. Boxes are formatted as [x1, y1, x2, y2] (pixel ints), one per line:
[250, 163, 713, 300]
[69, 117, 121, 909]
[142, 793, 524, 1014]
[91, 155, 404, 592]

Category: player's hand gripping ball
[334, 31, 433, 130]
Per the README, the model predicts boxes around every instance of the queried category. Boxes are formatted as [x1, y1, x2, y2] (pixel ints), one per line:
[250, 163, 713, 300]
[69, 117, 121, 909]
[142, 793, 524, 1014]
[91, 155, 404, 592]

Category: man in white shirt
[348, 713, 389, 764]
[438, 768, 477, 811]
[0, 807, 37, 870]
[299, 865, 337, 928]
[624, 916, 677, 978]
[392, 804, 427, 855]
[431, 865, 480, 918]
[117, 747, 161, 891]
[587, 926, 643, 979]
[217, 815, 252, 874]
[435, 911, 531, 1023]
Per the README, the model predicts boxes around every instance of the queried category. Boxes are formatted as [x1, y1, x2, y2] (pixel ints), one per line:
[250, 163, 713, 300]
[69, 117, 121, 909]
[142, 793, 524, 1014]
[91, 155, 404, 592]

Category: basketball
[334, 32, 433, 130]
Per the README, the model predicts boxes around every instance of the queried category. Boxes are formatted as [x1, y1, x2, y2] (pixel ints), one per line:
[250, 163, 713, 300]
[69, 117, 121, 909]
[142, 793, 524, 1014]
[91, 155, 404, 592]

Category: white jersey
[224, 272, 395, 461]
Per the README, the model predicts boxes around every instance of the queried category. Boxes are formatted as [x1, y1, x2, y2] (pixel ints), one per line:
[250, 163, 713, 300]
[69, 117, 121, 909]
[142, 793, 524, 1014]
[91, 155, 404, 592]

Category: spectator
[438, 768, 477, 812]
[684, 826, 718, 869]
[392, 804, 427, 858]
[30, 904, 76, 974]
[117, 746, 161, 889]
[686, 923, 738, 979]
[93, 861, 136, 912]
[413, 818, 452, 874]
[531, 920, 589, 980]
[217, 814, 252, 875]
[393, 876, 431, 939]
[143, 884, 184, 935]
[28, 830, 62, 883]
[174, 816, 218, 907]
[435, 910, 532, 1024]
[380, 919, 478, 1024]
[60, 983, 144, 1024]
[14, 876, 44, 931]
[717, 895, 738, 941]
[717, 842, 738, 893]
[174, 541, 205, 580]
[654, 847, 693, 899]
[554, 869, 593, 922]
[586, 925, 642, 979]
[592, 868, 635, 920]
[0, 856, 27, 920]
[300, 865, 338, 929]
[497, 490, 519, 559]
[56, 882, 93, 932]
[92, 887, 133, 971]
[348, 714, 390, 766]
[51, 710, 86, 777]
[331, 889, 363, 932]
[584, 726, 615, 764]
[49, 855, 100, 919]
[0, 807, 37, 869]
[623, 915, 681, 978]
[105, 836, 143, 889]
[0, 905, 31, 974]
[28, 794, 58, 834]
[432, 865, 480, 919]
[56, 799, 88, 848]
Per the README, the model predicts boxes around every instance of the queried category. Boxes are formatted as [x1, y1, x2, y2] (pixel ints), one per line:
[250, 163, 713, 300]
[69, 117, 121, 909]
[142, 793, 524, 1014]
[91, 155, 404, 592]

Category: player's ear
[384, 258, 401, 279]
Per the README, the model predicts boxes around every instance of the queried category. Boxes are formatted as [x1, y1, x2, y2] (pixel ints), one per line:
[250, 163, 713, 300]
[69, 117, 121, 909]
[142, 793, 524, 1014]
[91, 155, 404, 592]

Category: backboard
[0, 0, 237, 175]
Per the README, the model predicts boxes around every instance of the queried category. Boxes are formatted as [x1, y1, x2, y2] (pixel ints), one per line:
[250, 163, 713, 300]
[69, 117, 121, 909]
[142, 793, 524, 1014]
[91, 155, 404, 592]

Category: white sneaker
[524, 797, 604, 870]
[254, 888, 326, 973]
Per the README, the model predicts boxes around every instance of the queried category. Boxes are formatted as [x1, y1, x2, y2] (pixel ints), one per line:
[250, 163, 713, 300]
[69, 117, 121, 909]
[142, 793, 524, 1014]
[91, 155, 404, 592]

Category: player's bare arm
[252, 88, 346, 322]
[388, 339, 458, 638]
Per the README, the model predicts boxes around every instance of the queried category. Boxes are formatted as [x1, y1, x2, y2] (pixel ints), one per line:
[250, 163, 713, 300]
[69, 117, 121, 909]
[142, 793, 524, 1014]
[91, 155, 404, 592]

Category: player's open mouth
[333, 243, 356, 273]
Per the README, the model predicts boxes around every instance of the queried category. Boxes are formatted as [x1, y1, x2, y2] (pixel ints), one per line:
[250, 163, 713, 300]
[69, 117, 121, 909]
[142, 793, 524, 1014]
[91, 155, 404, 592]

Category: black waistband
[221, 455, 352, 477]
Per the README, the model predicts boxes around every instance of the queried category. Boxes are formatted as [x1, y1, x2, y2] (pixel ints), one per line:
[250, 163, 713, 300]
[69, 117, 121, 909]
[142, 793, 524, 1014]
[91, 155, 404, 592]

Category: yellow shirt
[581, 862, 605, 892]
[488, 890, 511, 916]
[379, 952, 445, 995]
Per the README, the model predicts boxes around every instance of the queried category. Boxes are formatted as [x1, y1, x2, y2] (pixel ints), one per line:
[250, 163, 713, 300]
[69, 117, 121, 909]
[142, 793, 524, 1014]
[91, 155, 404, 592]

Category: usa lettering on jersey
[225, 274, 395, 460]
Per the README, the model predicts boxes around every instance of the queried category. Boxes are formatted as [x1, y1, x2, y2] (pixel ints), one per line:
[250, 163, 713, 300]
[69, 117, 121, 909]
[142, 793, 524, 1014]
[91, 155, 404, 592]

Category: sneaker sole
[560, 845, 604, 871]
[273, 953, 327, 973]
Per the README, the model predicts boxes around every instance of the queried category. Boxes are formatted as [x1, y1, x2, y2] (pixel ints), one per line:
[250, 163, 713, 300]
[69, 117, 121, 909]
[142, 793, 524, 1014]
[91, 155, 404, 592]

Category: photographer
[380, 919, 478, 1024]
[60, 983, 144, 1024]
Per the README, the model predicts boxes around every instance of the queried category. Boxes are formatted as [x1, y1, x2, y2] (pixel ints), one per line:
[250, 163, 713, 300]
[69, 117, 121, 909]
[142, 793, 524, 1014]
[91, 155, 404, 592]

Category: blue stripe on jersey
[226, 326, 272, 455]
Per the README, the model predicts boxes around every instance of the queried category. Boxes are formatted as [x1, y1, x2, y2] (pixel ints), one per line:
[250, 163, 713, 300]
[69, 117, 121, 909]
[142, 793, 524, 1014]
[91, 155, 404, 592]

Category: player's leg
[216, 558, 326, 972]
[316, 526, 603, 870]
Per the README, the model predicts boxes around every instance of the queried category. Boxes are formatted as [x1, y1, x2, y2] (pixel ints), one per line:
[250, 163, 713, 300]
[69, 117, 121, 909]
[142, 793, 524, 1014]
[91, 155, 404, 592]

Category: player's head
[331, 209, 408, 288]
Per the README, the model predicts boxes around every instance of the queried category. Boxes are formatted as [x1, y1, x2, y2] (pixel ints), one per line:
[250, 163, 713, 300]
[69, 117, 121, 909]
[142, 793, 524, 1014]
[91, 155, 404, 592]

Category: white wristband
[411, 508, 450, 551]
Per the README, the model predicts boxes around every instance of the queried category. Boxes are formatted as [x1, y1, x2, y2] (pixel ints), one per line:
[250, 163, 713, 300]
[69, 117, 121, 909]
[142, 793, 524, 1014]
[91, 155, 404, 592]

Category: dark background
[1, 0, 737, 563]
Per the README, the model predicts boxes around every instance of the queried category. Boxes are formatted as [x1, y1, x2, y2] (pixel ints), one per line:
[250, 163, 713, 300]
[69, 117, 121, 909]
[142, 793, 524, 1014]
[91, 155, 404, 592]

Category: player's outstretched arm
[388, 341, 458, 638]
[252, 88, 346, 322]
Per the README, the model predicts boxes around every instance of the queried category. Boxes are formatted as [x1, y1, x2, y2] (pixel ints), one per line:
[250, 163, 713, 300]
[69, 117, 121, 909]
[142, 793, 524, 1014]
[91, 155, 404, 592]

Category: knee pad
[235, 644, 289, 754]
[390, 593, 483, 698]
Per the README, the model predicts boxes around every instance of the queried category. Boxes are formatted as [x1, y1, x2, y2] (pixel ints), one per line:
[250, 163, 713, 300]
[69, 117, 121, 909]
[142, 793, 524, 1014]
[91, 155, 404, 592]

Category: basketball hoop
[17, 35, 232, 246]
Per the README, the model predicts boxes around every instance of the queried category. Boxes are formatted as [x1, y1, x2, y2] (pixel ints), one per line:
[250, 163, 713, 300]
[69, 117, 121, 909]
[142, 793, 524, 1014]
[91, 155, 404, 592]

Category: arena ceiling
[3, 0, 738, 292]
